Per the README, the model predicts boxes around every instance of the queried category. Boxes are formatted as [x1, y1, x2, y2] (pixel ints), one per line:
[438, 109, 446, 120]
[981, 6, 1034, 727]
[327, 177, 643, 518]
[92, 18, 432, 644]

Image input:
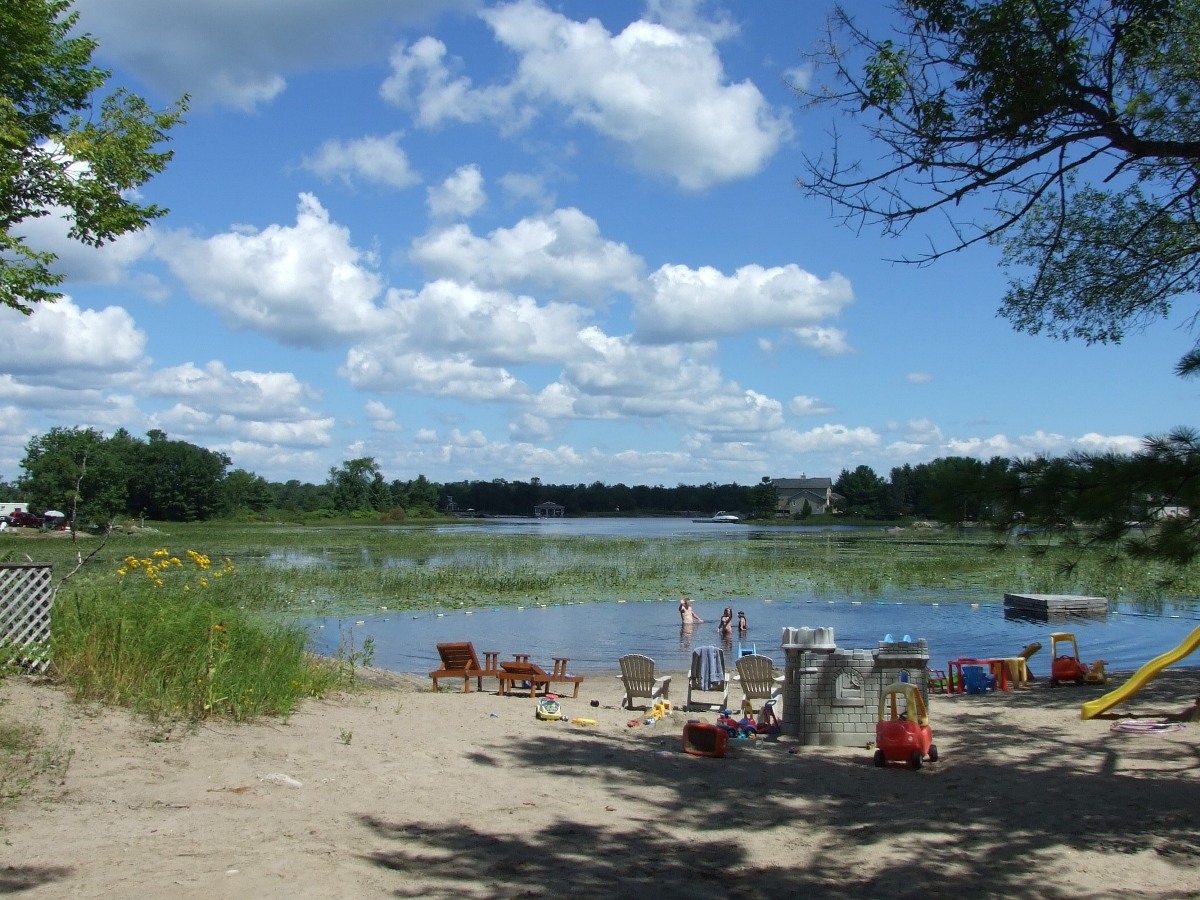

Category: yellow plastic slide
[1080, 623, 1200, 719]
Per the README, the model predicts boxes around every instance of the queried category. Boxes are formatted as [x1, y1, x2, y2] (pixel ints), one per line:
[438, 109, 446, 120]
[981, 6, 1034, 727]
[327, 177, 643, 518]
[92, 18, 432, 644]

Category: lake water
[303, 516, 1200, 678]
[308, 589, 1200, 677]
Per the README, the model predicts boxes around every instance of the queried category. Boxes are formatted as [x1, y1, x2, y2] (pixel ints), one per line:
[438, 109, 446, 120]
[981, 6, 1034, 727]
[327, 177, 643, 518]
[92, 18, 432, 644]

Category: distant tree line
[9, 426, 1197, 565]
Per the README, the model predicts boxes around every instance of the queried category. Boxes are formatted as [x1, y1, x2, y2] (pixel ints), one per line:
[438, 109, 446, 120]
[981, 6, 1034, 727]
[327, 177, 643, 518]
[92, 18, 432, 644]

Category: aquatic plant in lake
[18, 521, 1200, 618]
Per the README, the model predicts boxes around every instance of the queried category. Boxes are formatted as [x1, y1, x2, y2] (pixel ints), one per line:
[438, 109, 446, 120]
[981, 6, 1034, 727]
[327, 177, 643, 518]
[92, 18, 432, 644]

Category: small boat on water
[692, 511, 740, 523]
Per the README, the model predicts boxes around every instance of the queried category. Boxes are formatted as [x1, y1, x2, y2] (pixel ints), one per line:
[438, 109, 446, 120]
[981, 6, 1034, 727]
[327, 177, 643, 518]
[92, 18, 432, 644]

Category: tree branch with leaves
[0, 0, 186, 313]
[796, 0, 1200, 371]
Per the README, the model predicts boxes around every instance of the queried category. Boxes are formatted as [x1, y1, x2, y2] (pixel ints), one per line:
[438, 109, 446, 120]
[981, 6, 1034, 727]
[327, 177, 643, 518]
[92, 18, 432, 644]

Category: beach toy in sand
[570, 717, 599, 726]
[535, 698, 562, 720]
[648, 700, 672, 719]
[874, 681, 937, 770]
[682, 722, 727, 758]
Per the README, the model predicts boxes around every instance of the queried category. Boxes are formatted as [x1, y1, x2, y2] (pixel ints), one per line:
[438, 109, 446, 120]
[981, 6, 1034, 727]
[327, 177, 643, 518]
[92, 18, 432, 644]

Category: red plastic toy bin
[682, 721, 728, 758]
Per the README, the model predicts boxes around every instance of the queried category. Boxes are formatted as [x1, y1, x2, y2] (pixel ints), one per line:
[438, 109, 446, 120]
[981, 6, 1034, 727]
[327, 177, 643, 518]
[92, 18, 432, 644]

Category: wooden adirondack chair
[428, 642, 500, 693]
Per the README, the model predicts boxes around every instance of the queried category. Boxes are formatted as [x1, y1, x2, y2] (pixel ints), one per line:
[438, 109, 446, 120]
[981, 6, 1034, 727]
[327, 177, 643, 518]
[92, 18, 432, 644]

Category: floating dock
[1002, 593, 1108, 616]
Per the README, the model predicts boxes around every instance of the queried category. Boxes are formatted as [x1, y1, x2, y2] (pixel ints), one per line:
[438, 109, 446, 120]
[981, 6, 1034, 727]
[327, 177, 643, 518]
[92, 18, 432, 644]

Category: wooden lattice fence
[0, 563, 54, 672]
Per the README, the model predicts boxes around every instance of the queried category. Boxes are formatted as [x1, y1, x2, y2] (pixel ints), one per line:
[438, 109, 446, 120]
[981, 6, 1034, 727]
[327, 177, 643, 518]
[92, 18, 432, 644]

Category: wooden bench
[496, 657, 584, 698]
[549, 657, 584, 698]
[428, 642, 500, 693]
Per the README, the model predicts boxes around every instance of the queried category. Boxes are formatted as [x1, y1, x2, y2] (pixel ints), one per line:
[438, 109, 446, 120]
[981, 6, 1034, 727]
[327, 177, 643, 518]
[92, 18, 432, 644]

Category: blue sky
[1, 0, 1192, 488]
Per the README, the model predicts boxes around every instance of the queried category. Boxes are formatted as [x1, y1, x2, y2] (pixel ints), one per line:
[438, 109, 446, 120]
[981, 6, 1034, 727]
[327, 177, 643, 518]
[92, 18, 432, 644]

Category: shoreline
[2, 667, 1198, 897]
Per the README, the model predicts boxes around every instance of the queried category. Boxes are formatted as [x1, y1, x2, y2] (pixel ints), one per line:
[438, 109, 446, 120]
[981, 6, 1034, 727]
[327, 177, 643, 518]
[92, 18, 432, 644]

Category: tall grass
[48, 547, 354, 721]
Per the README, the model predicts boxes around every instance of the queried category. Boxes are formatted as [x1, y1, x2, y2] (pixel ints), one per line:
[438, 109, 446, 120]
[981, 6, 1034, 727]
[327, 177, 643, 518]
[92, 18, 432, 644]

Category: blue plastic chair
[737, 642, 756, 658]
[962, 664, 996, 694]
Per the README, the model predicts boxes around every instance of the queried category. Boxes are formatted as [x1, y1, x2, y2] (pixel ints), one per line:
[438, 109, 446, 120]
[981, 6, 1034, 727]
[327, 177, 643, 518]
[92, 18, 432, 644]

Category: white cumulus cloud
[427, 164, 486, 219]
[638, 264, 853, 343]
[341, 350, 529, 401]
[411, 208, 643, 301]
[790, 395, 834, 416]
[372, 280, 592, 366]
[0, 297, 147, 385]
[156, 193, 384, 348]
[382, 1, 791, 189]
[301, 133, 421, 189]
[142, 361, 322, 420]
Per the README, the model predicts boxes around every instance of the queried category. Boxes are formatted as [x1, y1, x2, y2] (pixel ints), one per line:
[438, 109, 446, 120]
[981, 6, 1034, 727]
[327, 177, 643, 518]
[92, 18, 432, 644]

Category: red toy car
[1049, 632, 1106, 686]
[874, 682, 938, 770]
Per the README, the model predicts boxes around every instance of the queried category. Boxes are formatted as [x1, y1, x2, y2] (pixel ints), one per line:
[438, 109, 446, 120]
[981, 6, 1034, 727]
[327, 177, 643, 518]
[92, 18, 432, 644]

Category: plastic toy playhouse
[874, 682, 938, 770]
[780, 628, 932, 747]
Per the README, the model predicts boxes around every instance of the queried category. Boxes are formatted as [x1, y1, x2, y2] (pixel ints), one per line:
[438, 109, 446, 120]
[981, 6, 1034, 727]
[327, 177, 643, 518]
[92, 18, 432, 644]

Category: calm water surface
[304, 517, 1200, 677]
[309, 596, 1200, 677]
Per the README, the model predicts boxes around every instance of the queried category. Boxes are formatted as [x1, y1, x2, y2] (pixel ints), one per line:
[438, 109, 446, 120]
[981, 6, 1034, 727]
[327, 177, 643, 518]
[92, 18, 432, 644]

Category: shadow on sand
[351, 671, 1200, 898]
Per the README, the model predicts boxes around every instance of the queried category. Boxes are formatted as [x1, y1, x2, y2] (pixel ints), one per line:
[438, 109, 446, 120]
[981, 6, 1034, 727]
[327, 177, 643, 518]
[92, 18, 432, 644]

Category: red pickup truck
[4, 510, 44, 528]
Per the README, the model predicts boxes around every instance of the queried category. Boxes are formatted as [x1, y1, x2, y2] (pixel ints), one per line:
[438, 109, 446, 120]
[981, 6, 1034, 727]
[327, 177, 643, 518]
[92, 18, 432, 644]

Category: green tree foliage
[19, 427, 232, 523]
[987, 429, 1200, 567]
[748, 476, 778, 519]
[438, 478, 755, 517]
[798, 0, 1200, 372]
[221, 469, 273, 517]
[122, 430, 230, 521]
[918, 456, 1018, 523]
[269, 479, 333, 514]
[403, 474, 441, 515]
[835, 465, 889, 518]
[887, 463, 926, 518]
[1, 0, 187, 313]
[18, 425, 127, 524]
[327, 457, 385, 514]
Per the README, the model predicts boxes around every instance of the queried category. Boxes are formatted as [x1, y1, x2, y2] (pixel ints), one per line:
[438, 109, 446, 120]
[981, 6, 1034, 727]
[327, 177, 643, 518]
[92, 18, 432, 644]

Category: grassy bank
[21, 545, 360, 723]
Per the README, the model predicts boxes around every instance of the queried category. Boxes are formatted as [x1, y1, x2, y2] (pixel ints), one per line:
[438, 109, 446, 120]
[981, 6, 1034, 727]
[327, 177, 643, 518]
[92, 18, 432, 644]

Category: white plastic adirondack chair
[618, 654, 671, 710]
[734, 653, 784, 714]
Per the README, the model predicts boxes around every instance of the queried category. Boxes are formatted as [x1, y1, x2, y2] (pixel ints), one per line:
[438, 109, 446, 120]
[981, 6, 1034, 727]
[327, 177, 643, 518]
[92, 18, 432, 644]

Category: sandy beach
[2, 664, 1199, 899]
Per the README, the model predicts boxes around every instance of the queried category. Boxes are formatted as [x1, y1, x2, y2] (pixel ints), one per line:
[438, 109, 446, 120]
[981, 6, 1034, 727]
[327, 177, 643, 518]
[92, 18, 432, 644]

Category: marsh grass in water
[11, 522, 1199, 620]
